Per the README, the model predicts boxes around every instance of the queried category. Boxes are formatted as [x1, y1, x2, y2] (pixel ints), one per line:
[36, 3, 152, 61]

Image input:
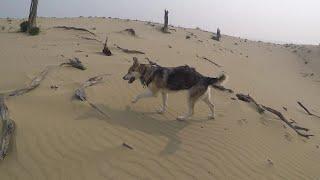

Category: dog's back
[152, 65, 225, 91]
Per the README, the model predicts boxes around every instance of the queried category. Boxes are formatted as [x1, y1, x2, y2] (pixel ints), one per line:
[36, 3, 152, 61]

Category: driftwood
[236, 94, 264, 113]
[60, 57, 86, 70]
[79, 36, 102, 43]
[236, 93, 313, 138]
[114, 44, 145, 54]
[196, 55, 222, 68]
[122, 28, 136, 36]
[75, 74, 111, 118]
[102, 36, 112, 56]
[122, 143, 133, 150]
[7, 59, 85, 97]
[297, 101, 320, 118]
[53, 26, 96, 36]
[0, 97, 15, 160]
[8, 66, 51, 97]
[212, 28, 221, 41]
[161, 9, 169, 33]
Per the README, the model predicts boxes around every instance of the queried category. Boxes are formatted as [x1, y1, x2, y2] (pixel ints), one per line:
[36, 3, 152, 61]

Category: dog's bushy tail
[205, 74, 227, 86]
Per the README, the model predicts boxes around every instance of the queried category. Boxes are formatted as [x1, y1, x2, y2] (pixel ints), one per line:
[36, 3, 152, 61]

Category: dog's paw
[131, 98, 138, 104]
[157, 108, 166, 114]
[208, 115, 215, 120]
[177, 116, 187, 121]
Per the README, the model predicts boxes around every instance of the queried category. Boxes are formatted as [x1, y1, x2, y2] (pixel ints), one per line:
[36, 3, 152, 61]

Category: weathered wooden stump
[102, 36, 112, 56]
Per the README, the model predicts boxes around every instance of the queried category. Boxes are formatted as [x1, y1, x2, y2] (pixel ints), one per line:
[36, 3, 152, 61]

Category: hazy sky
[1, 0, 319, 44]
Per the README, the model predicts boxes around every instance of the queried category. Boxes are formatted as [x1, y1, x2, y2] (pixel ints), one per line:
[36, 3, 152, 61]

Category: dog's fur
[123, 57, 227, 120]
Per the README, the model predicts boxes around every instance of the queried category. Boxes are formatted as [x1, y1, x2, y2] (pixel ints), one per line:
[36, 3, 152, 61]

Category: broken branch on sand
[0, 97, 15, 160]
[7, 58, 86, 97]
[236, 94, 264, 113]
[53, 26, 96, 36]
[102, 36, 112, 56]
[114, 44, 145, 54]
[297, 101, 320, 118]
[8, 66, 51, 97]
[79, 36, 102, 43]
[60, 57, 86, 70]
[75, 74, 111, 118]
[196, 55, 222, 68]
[236, 93, 313, 138]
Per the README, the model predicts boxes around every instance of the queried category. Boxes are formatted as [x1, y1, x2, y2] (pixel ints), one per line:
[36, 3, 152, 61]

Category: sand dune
[0, 17, 320, 179]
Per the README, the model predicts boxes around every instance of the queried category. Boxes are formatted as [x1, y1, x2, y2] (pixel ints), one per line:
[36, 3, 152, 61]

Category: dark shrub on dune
[20, 21, 29, 32]
[29, 27, 40, 35]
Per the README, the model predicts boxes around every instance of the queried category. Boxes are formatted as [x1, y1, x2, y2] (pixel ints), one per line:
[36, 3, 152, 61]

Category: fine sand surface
[0, 17, 320, 180]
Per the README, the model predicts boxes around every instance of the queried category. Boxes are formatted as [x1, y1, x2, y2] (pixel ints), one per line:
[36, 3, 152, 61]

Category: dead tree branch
[75, 74, 111, 118]
[236, 94, 264, 113]
[60, 57, 86, 70]
[196, 55, 222, 68]
[8, 66, 51, 97]
[114, 44, 145, 54]
[102, 36, 112, 56]
[297, 101, 320, 118]
[0, 96, 15, 160]
[121, 28, 136, 36]
[53, 26, 96, 36]
[236, 93, 313, 138]
[79, 36, 102, 43]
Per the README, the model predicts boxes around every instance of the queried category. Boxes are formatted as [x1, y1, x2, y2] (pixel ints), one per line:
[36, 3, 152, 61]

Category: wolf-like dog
[123, 57, 226, 120]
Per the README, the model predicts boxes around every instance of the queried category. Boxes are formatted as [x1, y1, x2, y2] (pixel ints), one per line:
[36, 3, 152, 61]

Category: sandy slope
[0, 17, 319, 180]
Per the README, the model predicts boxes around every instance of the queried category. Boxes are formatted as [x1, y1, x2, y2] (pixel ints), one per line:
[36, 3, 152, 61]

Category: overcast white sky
[1, 0, 319, 44]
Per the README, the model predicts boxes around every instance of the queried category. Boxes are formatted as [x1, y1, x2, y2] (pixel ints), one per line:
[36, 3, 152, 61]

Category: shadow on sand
[76, 104, 191, 155]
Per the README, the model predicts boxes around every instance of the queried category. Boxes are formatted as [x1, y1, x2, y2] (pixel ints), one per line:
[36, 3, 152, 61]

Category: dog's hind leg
[158, 92, 168, 114]
[132, 89, 156, 103]
[177, 85, 206, 120]
[202, 87, 215, 119]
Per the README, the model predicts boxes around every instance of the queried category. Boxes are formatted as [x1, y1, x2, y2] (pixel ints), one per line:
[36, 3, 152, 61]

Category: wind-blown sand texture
[0, 17, 320, 180]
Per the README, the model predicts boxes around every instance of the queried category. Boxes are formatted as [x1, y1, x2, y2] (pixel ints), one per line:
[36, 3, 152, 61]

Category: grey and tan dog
[123, 57, 227, 120]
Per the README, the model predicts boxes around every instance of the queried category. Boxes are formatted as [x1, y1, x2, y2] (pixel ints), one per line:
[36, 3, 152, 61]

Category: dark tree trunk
[162, 9, 169, 32]
[216, 28, 221, 41]
[28, 0, 38, 31]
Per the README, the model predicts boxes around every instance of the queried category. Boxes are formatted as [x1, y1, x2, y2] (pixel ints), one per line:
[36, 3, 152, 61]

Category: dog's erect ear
[133, 57, 138, 65]
[145, 57, 158, 66]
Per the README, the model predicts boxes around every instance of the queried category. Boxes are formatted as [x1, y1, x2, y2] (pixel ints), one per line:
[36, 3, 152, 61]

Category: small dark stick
[297, 101, 320, 118]
[122, 143, 133, 150]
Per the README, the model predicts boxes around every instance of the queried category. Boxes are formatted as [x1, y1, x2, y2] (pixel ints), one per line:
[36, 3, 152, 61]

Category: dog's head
[123, 57, 141, 84]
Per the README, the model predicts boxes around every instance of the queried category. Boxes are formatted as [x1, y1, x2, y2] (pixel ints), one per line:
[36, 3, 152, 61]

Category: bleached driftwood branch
[236, 93, 313, 138]
[0, 96, 15, 160]
[60, 57, 86, 70]
[75, 74, 111, 118]
[53, 26, 96, 36]
[114, 44, 145, 54]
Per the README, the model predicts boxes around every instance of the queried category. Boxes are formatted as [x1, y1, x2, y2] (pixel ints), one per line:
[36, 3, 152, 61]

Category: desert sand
[0, 17, 320, 179]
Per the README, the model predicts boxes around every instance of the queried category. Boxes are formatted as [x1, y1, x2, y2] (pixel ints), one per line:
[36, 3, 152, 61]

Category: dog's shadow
[76, 104, 191, 155]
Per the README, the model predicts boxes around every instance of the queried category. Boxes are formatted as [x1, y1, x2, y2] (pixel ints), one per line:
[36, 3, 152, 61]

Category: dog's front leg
[132, 89, 155, 103]
[177, 98, 195, 121]
[157, 92, 168, 114]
